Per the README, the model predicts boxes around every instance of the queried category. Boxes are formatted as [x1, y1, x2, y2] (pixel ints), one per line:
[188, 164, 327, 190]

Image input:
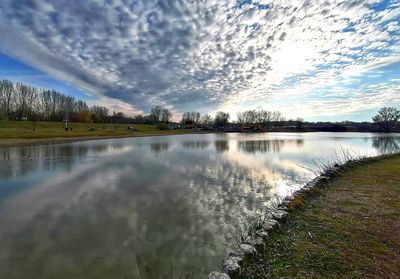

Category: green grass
[242, 155, 400, 279]
[0, 120, 193, 140]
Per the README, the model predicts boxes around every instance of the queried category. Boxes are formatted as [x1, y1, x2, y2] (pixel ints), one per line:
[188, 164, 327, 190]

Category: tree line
[0, 79, 175, 125]
[180, 109, 287, 128]
[0, 79, 112, 123]
[180, 107, 400, 133]
[180, 111, 230, 127]
[0, 79, 292, 129]
[2, 79, 398, 132]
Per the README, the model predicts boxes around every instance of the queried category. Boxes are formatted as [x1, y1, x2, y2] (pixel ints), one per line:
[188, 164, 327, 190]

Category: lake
[0, 132, 399, 279]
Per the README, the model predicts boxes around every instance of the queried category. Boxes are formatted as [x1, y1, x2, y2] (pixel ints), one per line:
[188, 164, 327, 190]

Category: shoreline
[209, 153, 400, 279]
[0, 131, 211, 148]
[1, 130, 398, 148]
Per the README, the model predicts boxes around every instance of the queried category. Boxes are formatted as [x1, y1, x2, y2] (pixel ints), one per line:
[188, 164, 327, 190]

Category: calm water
[0, 132, 399, 279]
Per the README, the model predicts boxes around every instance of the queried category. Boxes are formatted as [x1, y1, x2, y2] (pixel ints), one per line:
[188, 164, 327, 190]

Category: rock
[240, 243, 256, 256]
[223, 257, 241, 277]
[272, 210, 288, 221]
[229, 243, 256, 260]
[263, 219, 278, 230]
[255, 229, 269, 240]
[281, 199, 291, 206]
[307, 180, 316, 187]
[278, 205, 288, 211]
[208, 271, 231, 279]
[245, 236, 265, 252]
[318, 175, 329, 183]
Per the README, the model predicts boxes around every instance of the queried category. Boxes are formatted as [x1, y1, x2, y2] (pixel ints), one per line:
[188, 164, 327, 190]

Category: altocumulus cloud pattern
[0, 0, 399, 117]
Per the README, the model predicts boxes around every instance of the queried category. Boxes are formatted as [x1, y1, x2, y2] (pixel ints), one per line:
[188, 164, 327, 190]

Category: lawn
[0, 120, 193, 140]
[242, 155, 400, 279]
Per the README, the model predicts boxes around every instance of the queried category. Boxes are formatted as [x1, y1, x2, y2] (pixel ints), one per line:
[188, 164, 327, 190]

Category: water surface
[0, 132, 399, 278]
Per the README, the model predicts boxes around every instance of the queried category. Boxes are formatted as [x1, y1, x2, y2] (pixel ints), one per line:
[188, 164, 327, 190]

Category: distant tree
[149, 106, 172, 124]
[0, 80, 14, 118]
[150, 105, 163, 123]
[181, 112, 189, 124]
[40, 90, 53, 120]
[195, 112, 201, 124]
[63, 96, 75, 123]
[237, 110, 256, 124]
[132, 114, 147, 124]
[237, 109, 276, 128]
[15, 83, 37, 120]
[181, 111, 201, 125]
[161, 108, 173, 123]
[296, 117, 304, 130]
[272, 111, 285, 127]
[91, 105, 109, 123]
[75, 100, 89, 113]
[373, 107, 400, 132]
[75, 111, 92, 123]
[259, 110, 273, 127]
[112, 111, 126, 123]
[236, 112, 245, 125]
[0, 78, 134, 124]
[200, 113, 213, 127]
[214, 111, 230, 128]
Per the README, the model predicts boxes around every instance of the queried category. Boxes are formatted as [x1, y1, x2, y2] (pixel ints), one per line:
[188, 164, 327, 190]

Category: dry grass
[0, 120, 200, 148]
[0, 120, 197, 139]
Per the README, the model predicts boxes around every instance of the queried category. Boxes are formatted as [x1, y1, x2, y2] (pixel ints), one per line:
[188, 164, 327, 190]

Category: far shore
[0, 120, 209, 148]
[2, 130, 400, 149]
[1, 119, 399, 148]
[0, 130, 211, 148]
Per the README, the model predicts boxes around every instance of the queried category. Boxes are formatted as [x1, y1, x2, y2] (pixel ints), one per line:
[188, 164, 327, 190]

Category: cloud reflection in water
[0, 132, 399, 278]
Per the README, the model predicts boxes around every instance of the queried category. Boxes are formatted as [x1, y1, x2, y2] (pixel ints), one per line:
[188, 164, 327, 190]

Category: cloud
[0, 0, 399, 118]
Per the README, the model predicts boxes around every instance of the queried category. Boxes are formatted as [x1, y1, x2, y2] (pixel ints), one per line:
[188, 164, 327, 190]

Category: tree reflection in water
[372, 136, 400, 154]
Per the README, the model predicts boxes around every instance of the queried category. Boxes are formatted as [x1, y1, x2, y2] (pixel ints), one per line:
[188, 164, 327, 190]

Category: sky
[0, 0, 399, 121]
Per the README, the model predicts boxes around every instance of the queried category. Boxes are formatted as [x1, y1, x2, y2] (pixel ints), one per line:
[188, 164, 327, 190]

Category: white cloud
[0, 0, 399, 118]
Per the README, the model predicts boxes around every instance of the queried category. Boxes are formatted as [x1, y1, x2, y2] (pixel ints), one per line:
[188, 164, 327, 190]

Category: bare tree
[15, 82, 37, 119]
[41, 90, 53, 120]
[237, 110, 257, 124]
[91, 105, 109, 123]
[150, 105, 163, 123]
[0, 80, 14, 118]
[259, 110, 272, 127]
[181, 111, 201, 124]
[272, 111, 285, 127]
[214, 111, 230, 128]
[75, 100, 89, 113]
[161, 108, 172, 123]
[0, 79, 135, 123]
[296, 117, 304, 130]
[373, 107, 400, 132]
[200, 114, 213, 126]
[237, 109, 274, 128]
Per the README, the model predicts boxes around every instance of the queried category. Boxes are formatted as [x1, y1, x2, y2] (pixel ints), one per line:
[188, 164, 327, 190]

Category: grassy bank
[242, 155, 400, 279]
[0, 120, 196, 146]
